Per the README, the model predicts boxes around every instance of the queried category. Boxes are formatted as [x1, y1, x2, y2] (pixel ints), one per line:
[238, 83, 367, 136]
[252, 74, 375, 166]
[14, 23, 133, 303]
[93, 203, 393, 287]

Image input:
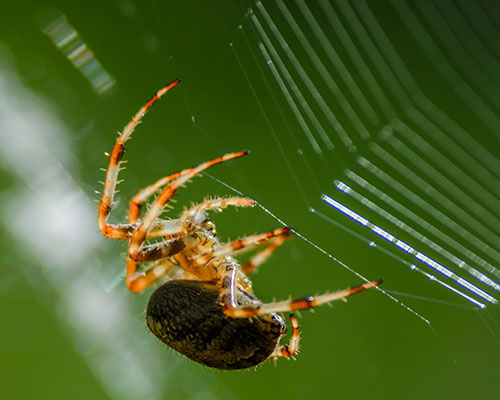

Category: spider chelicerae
[98, 78, 382, 370]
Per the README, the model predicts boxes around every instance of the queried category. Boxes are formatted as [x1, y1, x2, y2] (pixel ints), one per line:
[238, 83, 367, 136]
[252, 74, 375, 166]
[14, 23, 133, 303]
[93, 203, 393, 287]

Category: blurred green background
[1, 1, 500, 399]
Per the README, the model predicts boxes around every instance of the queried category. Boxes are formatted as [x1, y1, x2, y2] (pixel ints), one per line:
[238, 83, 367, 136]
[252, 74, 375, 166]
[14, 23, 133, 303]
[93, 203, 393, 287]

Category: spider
[98, 78, 382, 370]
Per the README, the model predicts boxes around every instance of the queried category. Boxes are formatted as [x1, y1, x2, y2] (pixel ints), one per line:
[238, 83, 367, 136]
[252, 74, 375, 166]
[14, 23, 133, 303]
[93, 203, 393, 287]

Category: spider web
[232, 0, 500, 310]
[0, 1, 499, 400]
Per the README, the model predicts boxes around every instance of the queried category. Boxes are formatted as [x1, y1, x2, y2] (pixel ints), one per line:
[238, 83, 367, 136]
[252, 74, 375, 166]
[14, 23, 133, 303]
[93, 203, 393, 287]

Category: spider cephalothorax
[98, 79, 381, 369]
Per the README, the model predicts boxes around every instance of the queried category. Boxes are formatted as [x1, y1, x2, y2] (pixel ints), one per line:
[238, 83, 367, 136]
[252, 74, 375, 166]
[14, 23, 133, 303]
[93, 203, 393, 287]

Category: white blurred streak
[333, 179, 500, 295]
[321, 193, 493, 308]
[0, 67, 186, 399]
[40, 9, 116, 94]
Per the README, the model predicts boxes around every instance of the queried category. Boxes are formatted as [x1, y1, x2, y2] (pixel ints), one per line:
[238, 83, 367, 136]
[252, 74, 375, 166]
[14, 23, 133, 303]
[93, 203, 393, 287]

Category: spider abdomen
[146, 280, 286, 370]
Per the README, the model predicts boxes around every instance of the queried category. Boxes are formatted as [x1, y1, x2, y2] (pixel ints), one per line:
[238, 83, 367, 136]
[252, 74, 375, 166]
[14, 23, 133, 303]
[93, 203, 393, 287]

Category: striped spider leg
[98, 79, 182, 240]
[271, 313, 300, 358]
[222, 276, 383, 318]
[241, 232, 292, 274]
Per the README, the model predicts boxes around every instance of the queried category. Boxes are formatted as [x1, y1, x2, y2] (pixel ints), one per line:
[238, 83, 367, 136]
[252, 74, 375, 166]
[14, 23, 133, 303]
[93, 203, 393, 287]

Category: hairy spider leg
[181, 196, 255, 221]
[128, 168, 253, 223]
[127, 257, 176, 293]
[242, 232, 292, 274]
[192, 226, 291, 267]
[99, 79, 182, 238]
[222, 279, 383, 318]
[132, 233, 203, 262]
[220, 262, 240, 309]
[128, 150, 249, 260]
[97, 219, 190, 241]
[129, 169, 193, 223]
[270, 314, 300, 358]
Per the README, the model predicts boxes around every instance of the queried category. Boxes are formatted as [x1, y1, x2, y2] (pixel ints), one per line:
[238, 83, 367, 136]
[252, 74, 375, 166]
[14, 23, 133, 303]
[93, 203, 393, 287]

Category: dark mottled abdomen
[146, 280, 285, 370]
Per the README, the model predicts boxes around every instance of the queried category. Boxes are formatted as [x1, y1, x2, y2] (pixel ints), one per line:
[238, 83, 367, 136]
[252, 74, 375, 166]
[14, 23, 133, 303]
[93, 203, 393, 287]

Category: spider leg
[220, 262, 239, 309]
[99, 79, 181, 238]
[192, 226, 291, 267]
[129, 168, 198, 223]
[222, 279, 383, 318]
[242, 232, 292, 274]
[182, 196, 255, 221]
[133, 233, 201, 262]
[127, 257, 176, 293]
[147, 219, 189, 239]
[270, 314, 300, 358]
[96, 219, 187, 241]
[128, 150, 249, 260]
